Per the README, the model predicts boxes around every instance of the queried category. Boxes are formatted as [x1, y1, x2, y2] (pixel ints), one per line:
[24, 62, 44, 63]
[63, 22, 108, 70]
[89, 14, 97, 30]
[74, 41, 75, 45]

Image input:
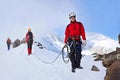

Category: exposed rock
[102, 53, 116, 67]
[116, 54, 120, 60]
[116, 47, 120, 54]
[20, 37, 26, 44]
[39, 46, 43, 49]
[105, 60, 120, 80]
[92, 53, 97, 55]
[102, 47, 120, 80]
[34, 41, 37, 43]
[37, 42, 42, 47]
[102, 48, 120, 68]
[91, 65, 100, 71]
[34, 41, 44, 49]
[94, 54, 104, 61]
[12, 39, 21, 48]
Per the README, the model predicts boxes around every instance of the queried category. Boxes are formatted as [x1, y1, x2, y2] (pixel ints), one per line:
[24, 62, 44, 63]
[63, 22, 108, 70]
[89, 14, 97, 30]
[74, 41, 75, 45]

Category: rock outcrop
[93, 47, 120, 80]
[91, 65, 100, 71]
[93, 47, 120, 68]
[105, 60, 120, 80]
[12, 39, 21, 48]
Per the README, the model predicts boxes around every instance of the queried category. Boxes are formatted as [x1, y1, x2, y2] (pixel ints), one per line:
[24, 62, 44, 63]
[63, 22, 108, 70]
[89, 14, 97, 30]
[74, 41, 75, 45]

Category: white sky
[0, 0, 79, 41]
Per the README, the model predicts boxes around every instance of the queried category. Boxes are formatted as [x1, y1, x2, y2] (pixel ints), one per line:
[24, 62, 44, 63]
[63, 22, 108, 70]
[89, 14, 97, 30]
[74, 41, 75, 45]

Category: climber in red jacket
[64, 12, 86, 73]
[26, 27, 33, 55]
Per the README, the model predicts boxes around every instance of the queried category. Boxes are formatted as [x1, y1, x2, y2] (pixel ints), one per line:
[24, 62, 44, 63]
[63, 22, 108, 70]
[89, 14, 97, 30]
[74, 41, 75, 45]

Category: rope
[32, 42, 62, 64]
[33, 52, 62, 64]
[62, 46, 70, 64]
[62, 40, 83, 64]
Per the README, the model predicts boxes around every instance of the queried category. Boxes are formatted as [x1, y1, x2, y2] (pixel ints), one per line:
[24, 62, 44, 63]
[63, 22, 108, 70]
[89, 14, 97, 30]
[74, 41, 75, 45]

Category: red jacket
[64, 21, 86, 43]
[26, 33, 29, 42]
[7, 38, 11, 44]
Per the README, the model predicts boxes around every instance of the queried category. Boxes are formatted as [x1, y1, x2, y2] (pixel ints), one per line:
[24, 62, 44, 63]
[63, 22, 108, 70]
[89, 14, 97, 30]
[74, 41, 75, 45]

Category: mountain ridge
[39, 32, 119, 55]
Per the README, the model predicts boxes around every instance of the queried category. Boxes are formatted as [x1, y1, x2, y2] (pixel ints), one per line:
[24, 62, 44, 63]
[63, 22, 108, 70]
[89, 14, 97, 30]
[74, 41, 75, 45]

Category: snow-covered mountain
[86, 32, 119, 54]
[38, 33, 64, 53]
[38, 32, 119, 55]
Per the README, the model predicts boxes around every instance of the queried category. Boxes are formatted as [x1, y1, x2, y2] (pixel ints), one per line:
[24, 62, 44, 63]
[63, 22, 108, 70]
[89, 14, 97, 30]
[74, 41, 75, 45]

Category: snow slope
[0, 42, 106, 80]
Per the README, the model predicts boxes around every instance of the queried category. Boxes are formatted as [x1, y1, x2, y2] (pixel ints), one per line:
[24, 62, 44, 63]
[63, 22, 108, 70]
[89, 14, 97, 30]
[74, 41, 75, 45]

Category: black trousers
[68, 39, 82, 69]
[7, 43, 11, 50]
[27, 40, 33, 49]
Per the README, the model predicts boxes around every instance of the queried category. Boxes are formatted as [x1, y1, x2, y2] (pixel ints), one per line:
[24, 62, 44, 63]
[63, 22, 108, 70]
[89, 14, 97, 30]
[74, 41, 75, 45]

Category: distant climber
[118, 33, 120, 44]
[26, 27, 33, 55]
[6, 37, 11, 50]
[64, 12, 86, 73]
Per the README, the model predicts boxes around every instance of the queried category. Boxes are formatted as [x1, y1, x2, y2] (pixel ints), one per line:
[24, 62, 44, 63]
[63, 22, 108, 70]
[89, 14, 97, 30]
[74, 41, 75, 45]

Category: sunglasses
[69, 16, 76, 19]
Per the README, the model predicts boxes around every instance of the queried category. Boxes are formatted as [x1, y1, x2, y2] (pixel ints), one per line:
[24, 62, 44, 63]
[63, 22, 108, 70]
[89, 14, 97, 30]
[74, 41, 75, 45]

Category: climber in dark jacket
[26, 27, 33, 55]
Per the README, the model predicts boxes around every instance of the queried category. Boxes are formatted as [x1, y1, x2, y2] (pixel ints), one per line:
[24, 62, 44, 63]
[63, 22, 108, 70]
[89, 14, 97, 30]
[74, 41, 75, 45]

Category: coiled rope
[33, 41, 71, 64]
